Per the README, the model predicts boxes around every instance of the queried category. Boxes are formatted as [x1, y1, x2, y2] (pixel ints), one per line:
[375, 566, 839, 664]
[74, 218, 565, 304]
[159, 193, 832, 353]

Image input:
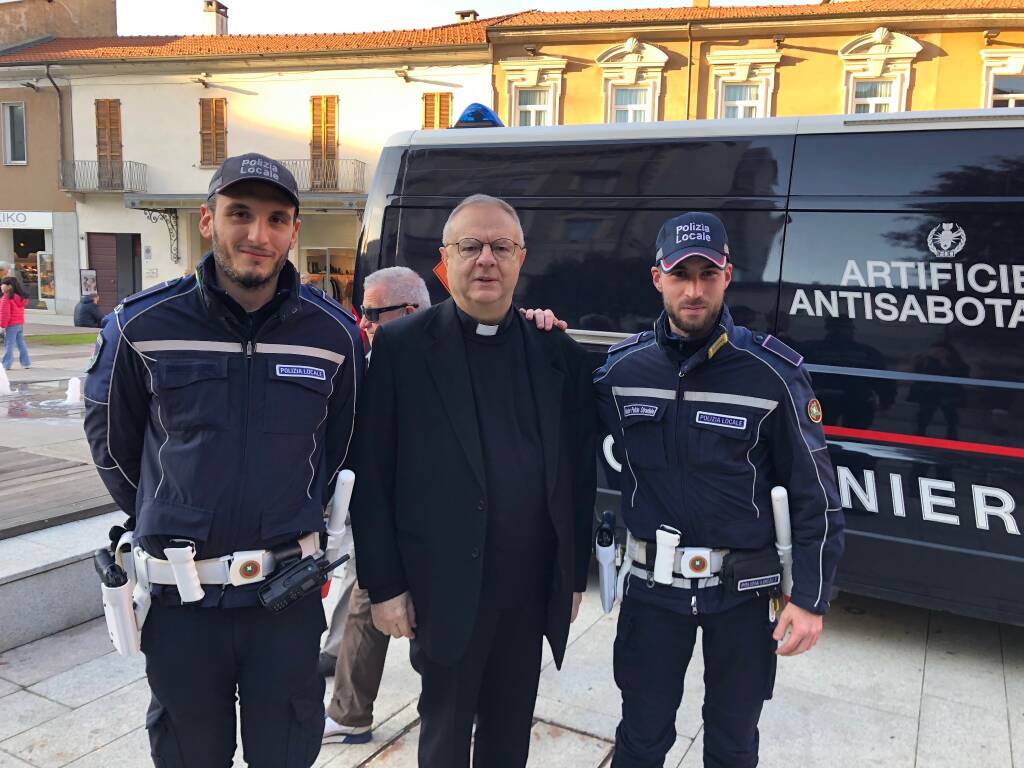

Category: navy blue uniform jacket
[83, 255, 363, 605]
[594, 305, 844, 615]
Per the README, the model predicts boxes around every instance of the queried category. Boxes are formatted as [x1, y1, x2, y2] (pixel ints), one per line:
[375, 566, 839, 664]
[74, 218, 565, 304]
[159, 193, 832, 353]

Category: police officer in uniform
[84, 153, 363, 767]
[594, 212, 844, 768]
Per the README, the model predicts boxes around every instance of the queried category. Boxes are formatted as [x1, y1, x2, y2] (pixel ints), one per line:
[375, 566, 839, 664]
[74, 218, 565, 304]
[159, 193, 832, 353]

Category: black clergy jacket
[350, 298, 597, 667]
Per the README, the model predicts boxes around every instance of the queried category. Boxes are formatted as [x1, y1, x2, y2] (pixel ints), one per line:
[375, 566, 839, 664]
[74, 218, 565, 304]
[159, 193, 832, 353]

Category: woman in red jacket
[1, 276, 31, 370]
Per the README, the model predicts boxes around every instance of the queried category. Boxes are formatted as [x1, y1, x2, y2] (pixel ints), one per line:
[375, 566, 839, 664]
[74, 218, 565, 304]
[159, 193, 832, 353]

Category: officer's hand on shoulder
[520, 307, 567, 332]
[370, 591, 417, 639]
[773, 601, 823, 657]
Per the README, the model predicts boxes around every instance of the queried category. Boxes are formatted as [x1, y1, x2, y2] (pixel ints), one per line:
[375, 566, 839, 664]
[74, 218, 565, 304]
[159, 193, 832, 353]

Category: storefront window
[302, 247, 355, 310]
[12, 228, 47, 309]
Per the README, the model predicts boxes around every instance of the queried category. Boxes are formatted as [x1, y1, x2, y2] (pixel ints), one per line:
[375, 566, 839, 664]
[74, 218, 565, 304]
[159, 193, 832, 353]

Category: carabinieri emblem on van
[927, 222, 966, 259]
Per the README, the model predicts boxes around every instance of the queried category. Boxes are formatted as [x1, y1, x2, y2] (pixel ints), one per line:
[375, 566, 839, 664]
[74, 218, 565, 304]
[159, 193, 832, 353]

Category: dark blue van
[355, 109, 1024, 625]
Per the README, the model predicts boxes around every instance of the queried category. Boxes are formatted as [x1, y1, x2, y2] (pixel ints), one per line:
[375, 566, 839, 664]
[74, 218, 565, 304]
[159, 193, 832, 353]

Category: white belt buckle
[679, 547, 714, 578]
[228, 550, 268, 586]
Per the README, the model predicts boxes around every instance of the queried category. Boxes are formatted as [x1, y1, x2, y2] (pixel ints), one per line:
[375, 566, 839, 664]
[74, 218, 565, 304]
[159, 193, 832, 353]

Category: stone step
[0, 512, 123, 653]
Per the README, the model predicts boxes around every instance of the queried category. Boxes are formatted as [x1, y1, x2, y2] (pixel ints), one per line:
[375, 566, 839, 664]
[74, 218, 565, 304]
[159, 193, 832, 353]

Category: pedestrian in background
[1, 276, 31, 370]
[74, 292, 105, 328]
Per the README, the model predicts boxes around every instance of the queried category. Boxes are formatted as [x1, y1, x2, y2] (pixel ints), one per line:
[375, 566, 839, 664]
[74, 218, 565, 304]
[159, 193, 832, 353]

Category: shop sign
[0, 211, 53, 229]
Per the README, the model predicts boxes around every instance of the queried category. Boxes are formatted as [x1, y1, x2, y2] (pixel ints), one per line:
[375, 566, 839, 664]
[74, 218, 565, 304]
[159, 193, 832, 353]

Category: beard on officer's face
[665, 293, 723, 339]
[211, 228, 288, 291]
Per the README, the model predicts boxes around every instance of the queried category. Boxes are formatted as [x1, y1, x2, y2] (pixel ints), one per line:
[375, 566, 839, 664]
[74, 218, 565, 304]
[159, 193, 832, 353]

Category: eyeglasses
[444, 237, 522, 262]
[359, 303, 417, 322]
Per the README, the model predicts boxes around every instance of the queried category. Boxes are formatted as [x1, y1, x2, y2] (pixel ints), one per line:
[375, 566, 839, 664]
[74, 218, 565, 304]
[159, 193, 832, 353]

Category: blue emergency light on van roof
[453, 103, 504, 128]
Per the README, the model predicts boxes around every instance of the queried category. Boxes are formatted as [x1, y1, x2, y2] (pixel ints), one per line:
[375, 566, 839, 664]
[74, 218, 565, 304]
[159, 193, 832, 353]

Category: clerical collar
[455, 304, 514, 337]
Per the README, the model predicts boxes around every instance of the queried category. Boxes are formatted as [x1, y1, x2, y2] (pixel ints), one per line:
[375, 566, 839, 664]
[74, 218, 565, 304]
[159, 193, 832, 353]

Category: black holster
[720, 548, 782, 594]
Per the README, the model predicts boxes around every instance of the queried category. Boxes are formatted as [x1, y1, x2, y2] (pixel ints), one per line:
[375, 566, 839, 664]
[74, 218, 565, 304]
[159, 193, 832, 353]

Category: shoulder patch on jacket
[608, 331, 651, 354]
[121, 277, 183, 307]
[760, 334, 804, 367]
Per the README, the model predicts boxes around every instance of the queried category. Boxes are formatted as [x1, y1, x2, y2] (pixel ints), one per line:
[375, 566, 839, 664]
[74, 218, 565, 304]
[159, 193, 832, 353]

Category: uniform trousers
[612, 595, 777, 768]
[141, 592, 326, 768]
[327, 580, 391, 728]
[409, 573, 549, 768]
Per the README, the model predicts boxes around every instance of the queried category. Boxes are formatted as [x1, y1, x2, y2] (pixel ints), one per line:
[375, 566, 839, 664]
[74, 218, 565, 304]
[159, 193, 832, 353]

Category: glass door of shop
[302, 247, 355, 311]
[12, 228, 49, 310]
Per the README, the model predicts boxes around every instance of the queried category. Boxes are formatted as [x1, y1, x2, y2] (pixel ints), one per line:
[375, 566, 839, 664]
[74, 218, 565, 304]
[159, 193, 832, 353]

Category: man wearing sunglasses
[322, 266, 429, 745]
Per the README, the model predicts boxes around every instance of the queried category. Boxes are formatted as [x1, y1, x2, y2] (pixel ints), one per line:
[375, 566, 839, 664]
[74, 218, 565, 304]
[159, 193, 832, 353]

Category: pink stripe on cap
[658, 248, 727, 271]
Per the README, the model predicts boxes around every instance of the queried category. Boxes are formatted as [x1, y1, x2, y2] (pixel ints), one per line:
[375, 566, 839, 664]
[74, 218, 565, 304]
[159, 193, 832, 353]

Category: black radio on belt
[257, 553, 349, 613]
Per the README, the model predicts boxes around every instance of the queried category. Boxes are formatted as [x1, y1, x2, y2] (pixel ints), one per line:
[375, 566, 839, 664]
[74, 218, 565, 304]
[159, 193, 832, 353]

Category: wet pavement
[0, 355, 113, 538]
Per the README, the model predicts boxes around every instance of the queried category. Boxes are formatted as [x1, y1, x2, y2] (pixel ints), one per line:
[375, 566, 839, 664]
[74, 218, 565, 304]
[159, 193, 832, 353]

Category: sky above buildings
[116, 0, 814, 36]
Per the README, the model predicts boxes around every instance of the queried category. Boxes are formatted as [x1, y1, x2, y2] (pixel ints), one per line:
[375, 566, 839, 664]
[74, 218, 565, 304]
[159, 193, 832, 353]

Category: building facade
[0, 15, 493, 312]
[487, 1, 1024, 126]
[0, 0, 116, 314]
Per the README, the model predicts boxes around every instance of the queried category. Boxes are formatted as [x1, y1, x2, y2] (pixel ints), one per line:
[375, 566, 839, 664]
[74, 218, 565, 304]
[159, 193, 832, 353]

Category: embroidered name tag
[695, 411, 747, 430]
[623, 403, 659, 418]
[737, 574, 781, 592]
[276, 364, 326, 381]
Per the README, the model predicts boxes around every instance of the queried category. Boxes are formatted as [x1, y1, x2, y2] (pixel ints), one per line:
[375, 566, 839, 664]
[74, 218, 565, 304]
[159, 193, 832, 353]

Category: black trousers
[612, 596, 777, 768]
[409, 578, 548, 768]
[141, 593, 327, 768]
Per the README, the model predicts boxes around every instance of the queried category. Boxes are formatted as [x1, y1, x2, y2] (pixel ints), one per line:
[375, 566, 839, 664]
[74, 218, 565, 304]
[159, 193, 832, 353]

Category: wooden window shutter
[95, 99, 122, 162]
[422, 93, 453, 129]
[200, 98, 228, 165]
[324, 95, 337, 160]
[311, 95, 338, 160]
[311, 96, 323, 160]
[214, 99, 227, 164]
[423, 93, 436, 129]
[438, 93, 452, 129]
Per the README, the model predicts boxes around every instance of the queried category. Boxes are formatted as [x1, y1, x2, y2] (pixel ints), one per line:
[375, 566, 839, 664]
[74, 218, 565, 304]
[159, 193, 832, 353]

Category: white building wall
[67, 62, 492, 288]
[69, 64, 493, 194]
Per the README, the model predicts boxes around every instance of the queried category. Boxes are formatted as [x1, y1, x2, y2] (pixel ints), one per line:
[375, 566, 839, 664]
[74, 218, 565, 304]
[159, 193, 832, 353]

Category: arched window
[839, 27, 922, 114]
[596, 38, 669, 123]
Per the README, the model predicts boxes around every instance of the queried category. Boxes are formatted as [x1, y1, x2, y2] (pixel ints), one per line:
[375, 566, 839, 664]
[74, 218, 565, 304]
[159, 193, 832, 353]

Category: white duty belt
[136, 532, 319, 589]
[626, 535, 729, 589]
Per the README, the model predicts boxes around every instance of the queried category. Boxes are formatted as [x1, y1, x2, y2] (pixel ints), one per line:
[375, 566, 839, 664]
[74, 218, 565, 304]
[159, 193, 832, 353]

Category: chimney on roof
[203, 1, 229, 35]
[455, 9, 479, 23]
[692, 0, 710, 7]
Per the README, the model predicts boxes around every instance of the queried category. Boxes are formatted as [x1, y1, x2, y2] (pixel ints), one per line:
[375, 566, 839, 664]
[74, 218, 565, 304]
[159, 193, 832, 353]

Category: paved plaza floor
[0, 585, 1021, 767]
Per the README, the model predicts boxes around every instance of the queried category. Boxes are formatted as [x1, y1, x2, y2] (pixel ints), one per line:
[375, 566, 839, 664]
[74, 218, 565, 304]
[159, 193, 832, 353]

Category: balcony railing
[280, 159, 366, 194]
[60, 160, 148, 193]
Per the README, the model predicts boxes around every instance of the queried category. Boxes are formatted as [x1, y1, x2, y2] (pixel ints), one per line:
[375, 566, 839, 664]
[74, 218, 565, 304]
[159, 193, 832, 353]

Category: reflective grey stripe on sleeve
[255, 343, 346, 365]
[684, 391, 778, 412]
[134, 340, 241, 354]
[611, 386, 677, 399]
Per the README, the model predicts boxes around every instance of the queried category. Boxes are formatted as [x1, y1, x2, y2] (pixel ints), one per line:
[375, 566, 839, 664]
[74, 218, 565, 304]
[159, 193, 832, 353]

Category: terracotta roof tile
[0, 16, 509, 65]
[493, 1, 1024, 27]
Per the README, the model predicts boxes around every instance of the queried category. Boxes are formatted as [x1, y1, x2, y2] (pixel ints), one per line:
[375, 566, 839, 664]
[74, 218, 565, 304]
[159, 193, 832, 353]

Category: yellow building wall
[493, 24, 1024, 126]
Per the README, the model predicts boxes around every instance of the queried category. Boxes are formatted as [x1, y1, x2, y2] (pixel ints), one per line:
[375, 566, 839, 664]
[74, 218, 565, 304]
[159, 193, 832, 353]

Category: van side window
[402, 137, 793, 199]
[792, 129, 1024, 198]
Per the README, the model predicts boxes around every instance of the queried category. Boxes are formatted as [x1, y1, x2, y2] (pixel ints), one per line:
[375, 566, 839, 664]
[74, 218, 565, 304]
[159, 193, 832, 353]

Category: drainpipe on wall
[44, 64, 65, 186]
[685, 22, 693, 120]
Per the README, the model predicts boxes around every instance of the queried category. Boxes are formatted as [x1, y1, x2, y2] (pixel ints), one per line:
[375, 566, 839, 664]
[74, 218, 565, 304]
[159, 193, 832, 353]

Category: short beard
[665, 300, 722, 339]
[211, 231, 285, 290]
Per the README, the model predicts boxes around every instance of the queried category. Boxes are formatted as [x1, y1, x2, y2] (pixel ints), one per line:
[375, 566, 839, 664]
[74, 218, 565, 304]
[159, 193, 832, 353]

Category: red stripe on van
[823, 426, 1024, 460]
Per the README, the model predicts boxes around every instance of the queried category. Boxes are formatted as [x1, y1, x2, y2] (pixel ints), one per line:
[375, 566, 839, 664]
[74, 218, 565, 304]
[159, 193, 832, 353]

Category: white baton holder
[163, 541, 205, 603]
[770, 486, 794, 598]
[97, 531, 145, 657]
[325, 470, 355, 582]
[100, 581, 140, 656]
[653, 525, 682, 585]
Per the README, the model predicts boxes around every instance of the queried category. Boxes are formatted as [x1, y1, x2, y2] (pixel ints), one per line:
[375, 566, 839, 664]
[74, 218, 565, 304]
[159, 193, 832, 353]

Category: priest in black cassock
[350, 194, 597, 767]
